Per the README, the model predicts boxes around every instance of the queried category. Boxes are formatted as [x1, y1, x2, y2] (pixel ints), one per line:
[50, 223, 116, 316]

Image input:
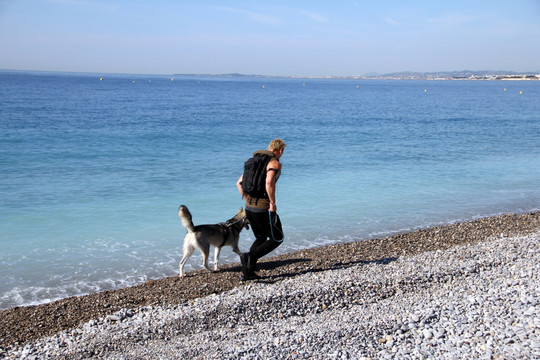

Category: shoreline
[1, 211, 539, 352]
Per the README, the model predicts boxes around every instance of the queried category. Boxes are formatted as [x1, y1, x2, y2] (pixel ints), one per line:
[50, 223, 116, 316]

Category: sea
[1, 70, 539, 310]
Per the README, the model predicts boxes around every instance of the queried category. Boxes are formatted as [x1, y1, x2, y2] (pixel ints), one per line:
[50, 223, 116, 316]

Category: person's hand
[269, 203, 277, 212]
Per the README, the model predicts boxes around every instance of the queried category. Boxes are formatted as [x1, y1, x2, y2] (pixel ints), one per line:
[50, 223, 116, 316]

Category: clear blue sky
[1, 0, 539, 76]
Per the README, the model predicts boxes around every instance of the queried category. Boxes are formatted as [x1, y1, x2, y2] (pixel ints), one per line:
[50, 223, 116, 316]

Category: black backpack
[241, 153, 273, 198]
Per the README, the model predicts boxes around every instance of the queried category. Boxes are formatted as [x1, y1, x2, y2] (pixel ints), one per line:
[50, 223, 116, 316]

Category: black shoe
[240, 272, 261, 281]
[240, 252, 250, 278]
[248, 272, 261, 280]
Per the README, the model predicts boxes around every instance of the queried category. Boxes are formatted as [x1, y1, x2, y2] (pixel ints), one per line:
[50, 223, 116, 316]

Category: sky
[1, 0, 539, 76]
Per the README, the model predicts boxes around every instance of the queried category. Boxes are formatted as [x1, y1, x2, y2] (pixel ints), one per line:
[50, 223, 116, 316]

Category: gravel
[1, 212, 539, 359]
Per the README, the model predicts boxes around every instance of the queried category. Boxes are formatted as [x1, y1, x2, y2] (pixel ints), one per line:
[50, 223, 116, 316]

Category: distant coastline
[171, 70, 540, 81]
[2, 68, 539, 80]
[357, 71, 540, 81]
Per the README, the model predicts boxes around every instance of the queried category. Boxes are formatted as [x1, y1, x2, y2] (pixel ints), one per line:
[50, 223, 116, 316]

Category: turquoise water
[1, 71, 539, 309]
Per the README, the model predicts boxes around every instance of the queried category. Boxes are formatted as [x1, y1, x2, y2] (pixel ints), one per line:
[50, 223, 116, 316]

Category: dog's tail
[178, 205, 196, 233]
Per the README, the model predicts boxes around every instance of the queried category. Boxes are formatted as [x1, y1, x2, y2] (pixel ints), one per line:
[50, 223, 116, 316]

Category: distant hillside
[370, 70, 539, 80]
[170, 70, 539, 80]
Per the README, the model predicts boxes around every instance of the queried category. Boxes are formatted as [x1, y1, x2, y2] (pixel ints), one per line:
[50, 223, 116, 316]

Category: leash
[268, 211, 284, 243]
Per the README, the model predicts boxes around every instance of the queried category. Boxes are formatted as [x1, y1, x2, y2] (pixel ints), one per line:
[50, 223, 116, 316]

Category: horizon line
[1, 68, 539, 78]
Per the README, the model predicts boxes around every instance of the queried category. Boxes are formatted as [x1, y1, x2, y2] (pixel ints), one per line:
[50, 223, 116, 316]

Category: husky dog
[178, 205, 249, 278]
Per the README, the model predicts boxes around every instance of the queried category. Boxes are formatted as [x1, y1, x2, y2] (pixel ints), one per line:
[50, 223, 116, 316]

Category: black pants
[245, 209, 282, 271]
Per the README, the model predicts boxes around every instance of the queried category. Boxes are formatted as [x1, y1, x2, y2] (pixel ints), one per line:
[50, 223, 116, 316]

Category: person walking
[236, 139, 286, 280]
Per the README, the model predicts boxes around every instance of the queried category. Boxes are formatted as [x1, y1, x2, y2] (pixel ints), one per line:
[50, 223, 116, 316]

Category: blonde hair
[268, 139, 287, 152]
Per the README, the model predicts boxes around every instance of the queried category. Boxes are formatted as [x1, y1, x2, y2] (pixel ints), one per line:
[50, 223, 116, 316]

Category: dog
[178, 205, 249, 278]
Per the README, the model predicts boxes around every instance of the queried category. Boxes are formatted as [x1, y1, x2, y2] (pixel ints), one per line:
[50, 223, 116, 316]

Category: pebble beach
[1, 212, 539, 359]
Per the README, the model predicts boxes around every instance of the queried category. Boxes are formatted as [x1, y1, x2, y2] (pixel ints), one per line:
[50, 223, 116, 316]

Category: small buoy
[520, 91, 523, 94]
[148, 80, 151, 83]
[171, 77, 174, 81]
[504, 88, 507, 91]
[132, 80, 136, 83]
[424, 89, 427, 92]
[99, 77, 103, 81]
[262, 85, 265, 88]
[356, 85, 359, 88]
